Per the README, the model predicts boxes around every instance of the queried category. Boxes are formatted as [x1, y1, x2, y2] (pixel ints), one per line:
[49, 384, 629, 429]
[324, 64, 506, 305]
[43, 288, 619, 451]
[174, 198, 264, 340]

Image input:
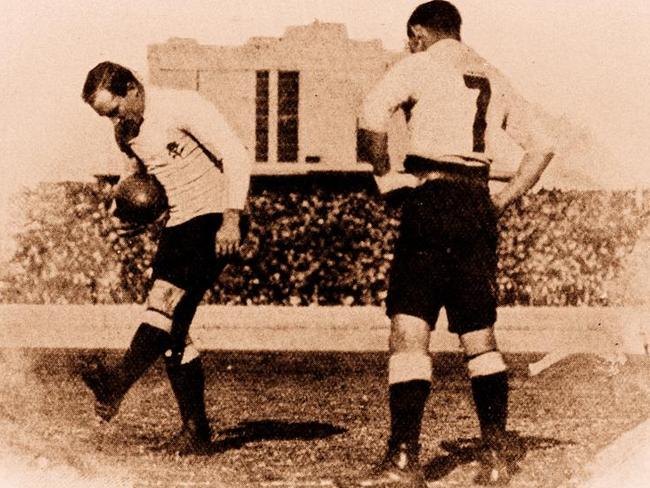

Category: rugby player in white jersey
[80, 62, 252, 455]
[358, 2, 555, 485]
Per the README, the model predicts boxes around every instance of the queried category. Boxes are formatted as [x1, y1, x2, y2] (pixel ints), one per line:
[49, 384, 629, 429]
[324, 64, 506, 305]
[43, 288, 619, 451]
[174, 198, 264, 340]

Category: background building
[148, 21, 406, 175]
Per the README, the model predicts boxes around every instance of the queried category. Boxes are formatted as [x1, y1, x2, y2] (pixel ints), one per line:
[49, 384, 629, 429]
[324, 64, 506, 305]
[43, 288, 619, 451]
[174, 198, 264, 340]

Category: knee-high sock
[471, 371, 509, 448]
[111, 323, 172, 398]
[387, 352, 432, 451]
[165, 354, 210, 434]
[389, 380, 431, 450]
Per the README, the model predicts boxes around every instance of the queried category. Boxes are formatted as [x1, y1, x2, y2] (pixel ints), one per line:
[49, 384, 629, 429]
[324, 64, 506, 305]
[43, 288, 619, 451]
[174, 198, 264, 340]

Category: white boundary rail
[0, 305, 647, 353]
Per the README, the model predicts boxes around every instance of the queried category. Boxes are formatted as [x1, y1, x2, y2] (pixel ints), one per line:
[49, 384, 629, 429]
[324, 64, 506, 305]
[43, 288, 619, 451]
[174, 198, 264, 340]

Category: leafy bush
[1, 181, 647, 306]
[496, 189, 646, 306]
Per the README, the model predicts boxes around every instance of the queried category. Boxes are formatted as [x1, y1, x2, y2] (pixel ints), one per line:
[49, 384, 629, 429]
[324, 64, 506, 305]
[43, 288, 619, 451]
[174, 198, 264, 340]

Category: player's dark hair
[407, 1, 462, 39]
[82, 61, 140, 103]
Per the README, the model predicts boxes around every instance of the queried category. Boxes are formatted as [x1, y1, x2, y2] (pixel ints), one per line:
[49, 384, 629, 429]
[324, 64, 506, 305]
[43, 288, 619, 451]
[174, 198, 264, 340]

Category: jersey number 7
[463, 74, 491, 153]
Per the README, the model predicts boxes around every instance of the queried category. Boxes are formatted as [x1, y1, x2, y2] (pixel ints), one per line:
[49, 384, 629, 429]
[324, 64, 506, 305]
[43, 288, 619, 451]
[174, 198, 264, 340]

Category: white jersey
[126, 87, 252, 227]
[362, 39, 552, 170]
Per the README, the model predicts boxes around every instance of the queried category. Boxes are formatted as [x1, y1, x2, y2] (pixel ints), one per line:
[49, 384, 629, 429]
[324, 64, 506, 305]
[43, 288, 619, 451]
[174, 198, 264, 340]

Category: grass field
[1, 349, 649, 487]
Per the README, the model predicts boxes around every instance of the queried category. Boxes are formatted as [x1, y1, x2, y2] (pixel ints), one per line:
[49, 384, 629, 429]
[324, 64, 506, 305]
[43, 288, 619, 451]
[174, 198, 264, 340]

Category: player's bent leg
[81, 279, 183, 422]
[160, 287, 213, 454]
[363, 314, 430, 488]
[460, 327, 513, 486]
[164, 338, 212, 455]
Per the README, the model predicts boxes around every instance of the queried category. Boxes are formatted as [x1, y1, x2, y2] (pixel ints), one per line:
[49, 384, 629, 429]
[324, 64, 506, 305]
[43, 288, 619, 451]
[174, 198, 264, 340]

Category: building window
[255, 71, 269, 162]
[277, 71, 299, 162]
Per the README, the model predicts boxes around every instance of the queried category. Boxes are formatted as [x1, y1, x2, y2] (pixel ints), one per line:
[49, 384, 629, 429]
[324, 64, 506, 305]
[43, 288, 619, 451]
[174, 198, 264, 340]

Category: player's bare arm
[492, 91, 556, 214]
[492, 147, 555, 215]
[215, 208, 241, 256]
[357, 128, 390, 176]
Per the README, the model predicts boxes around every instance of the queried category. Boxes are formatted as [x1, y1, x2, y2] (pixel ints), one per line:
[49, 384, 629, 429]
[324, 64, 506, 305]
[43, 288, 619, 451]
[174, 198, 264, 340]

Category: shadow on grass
[207, 420, 347, 453]
[423, 432, 573, 481]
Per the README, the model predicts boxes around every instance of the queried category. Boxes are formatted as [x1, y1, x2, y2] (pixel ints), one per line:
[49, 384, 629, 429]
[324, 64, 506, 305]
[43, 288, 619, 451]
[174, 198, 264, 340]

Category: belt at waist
[404, 155, 489, 185]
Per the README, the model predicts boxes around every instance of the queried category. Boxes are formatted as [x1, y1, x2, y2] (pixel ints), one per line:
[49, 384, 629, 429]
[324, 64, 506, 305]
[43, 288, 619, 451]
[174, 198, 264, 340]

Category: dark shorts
[152, 213, 249, 291]
[386, 178, 498, 334]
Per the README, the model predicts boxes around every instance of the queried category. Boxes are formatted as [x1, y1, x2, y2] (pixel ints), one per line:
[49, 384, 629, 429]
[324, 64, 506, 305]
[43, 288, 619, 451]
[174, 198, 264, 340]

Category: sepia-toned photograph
[1, 1, 649, 486]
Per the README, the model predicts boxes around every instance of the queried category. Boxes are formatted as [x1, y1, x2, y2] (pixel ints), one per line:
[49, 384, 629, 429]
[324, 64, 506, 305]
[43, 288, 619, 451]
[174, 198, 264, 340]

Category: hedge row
[1, 180, 647, 306]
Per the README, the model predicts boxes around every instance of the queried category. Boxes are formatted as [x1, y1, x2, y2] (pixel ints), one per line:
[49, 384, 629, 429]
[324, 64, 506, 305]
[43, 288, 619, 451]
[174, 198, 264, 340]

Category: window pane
[277, 71, 299, 162]
[255, 71, 269, 162]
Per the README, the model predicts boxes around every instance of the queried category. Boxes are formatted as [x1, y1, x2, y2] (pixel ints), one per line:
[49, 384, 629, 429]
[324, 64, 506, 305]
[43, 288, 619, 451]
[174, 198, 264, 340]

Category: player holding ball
[80, 61, 252, 455]
[358, 1, 555, 485]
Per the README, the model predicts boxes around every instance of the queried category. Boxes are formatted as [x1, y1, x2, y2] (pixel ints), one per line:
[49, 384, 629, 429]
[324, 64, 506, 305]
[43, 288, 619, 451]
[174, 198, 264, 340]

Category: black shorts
[152, 213, 249, 291]
[386, 179, 498, 334]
